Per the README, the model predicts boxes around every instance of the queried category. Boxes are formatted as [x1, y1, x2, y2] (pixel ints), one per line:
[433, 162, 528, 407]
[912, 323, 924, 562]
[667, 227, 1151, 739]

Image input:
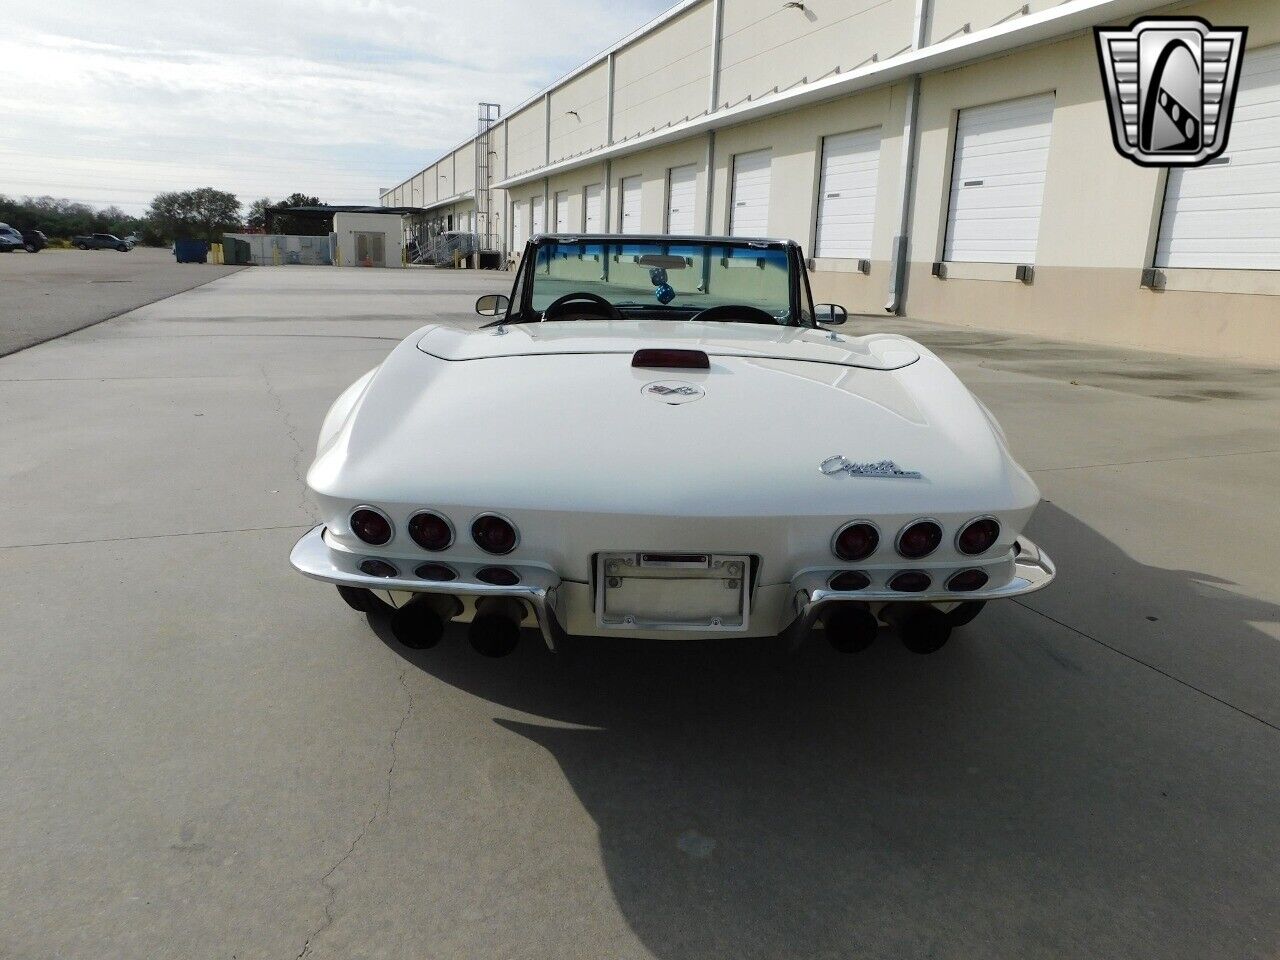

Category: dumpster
[174, 239, 210, 264]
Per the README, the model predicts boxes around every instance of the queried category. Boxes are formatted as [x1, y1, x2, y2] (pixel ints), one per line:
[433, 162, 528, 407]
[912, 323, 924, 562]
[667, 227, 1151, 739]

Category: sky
[0, 0, 673, 215]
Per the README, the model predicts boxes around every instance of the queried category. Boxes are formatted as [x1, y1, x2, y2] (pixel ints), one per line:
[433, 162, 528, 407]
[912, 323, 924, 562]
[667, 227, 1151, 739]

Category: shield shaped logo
[1095, 17, 1247, 167]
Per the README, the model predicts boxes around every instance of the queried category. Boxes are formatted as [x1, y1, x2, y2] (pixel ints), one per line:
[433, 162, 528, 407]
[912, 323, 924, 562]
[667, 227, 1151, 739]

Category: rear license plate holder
[596, 552, 751, 632]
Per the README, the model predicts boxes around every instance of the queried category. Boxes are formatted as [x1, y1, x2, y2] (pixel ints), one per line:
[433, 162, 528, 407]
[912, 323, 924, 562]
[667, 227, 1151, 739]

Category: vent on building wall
[857, 258, 871, 275]
[931, 261, 947, 279]
[1015, 264, 1034, 284]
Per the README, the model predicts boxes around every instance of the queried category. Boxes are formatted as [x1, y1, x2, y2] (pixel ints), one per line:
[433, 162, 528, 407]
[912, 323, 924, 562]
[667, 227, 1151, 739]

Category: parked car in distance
[0, 223, 24, 252]
[73, 233, 133, 251]
[21, 229, 47, 252]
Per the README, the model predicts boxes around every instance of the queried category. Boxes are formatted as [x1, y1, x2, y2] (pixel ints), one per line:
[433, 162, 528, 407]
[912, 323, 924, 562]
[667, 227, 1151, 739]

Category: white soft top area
[416, 320, 920, 370]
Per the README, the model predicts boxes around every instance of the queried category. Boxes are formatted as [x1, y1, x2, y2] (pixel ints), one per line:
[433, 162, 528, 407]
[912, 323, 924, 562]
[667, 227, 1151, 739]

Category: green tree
[246, 197, 274, 231]
[0, 193, 150, 243]
[146, 187, 242, 242]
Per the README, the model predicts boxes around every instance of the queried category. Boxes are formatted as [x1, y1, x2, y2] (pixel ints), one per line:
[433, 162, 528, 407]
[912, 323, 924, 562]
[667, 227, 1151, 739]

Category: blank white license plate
[596, 552, 750, 632]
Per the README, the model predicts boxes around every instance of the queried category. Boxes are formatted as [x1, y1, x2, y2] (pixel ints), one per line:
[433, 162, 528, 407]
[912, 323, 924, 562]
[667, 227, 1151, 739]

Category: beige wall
[334, 212, 404, 268]
[453, 140, 476, 195]
[547, 162, 609, 233]
[718, 0, 913, 108]
[925, 0, 1059, 45]
[898, 0, 1280, 362]
[609, 138, 711, 233]
[550, 62, 610, 162]
[505, 101, 547, 178]
[705, 85, 904, 314]
[612, 1, 714, 142]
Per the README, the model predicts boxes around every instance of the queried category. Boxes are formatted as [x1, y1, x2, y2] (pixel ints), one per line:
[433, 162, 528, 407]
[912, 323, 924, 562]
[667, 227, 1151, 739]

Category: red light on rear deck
[632, 349, 710, 369]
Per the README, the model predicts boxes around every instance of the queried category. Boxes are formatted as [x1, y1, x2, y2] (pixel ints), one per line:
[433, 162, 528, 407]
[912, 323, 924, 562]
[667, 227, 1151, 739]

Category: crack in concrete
[297, 671, 416, 959]
[260, 363, 318, 524]
[1014, 599, 1280, 734]
[1029, 448, 1280, 474]
[0, 522, 312, 551]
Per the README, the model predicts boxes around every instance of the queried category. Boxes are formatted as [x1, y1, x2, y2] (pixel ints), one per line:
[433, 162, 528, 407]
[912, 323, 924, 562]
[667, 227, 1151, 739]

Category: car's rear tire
[117, 244, 129, 252]
[24, 243, 38, 253]
[336, 585, 390, 613]
[76, 243, 88, 250]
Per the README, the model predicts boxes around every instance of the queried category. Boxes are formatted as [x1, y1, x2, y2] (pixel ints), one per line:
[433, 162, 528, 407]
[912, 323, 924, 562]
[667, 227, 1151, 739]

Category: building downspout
[604, 52, 616, 232]
[705, 0, 724, 235]
[885, 0, 931, 314]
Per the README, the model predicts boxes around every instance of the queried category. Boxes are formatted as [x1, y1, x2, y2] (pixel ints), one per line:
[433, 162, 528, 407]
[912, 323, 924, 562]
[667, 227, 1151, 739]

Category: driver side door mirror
[815, 303, 848, 325]
[475, 294, 510, 317]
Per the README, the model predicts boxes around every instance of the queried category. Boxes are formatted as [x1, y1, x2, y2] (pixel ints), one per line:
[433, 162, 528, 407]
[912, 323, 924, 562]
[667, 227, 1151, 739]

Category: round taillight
[956, 517, 1000, 556]
[477, 566, 520, 586]
[471, 514, 518, 555]
[415, 562, 457, 582]
[829, 570, 870, 592]
[947, 569, 989, 592]
[408, 511, 453, 551]
[889, 570, 931, 592]
[359, 558, 398, 578]
[833, 521, 879, 562]
[350, 507, 392, 545]
[896, 520, 942, 559]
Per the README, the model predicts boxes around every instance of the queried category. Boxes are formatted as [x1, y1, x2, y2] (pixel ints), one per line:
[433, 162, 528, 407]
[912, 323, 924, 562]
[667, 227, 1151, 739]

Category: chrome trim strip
[290, 526, 565, 651]
[785, 535, 1056, 643]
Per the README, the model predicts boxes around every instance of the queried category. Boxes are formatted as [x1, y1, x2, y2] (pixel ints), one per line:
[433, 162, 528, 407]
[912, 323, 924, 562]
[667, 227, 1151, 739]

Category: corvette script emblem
[643, 381, 705, 405]
[820, 456, 923, 480]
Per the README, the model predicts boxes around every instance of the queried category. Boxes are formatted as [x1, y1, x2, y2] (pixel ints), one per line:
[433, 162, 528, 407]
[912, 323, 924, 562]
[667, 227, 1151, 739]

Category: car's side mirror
[815, 303, 848, 325]
[475, 294, 510, 317]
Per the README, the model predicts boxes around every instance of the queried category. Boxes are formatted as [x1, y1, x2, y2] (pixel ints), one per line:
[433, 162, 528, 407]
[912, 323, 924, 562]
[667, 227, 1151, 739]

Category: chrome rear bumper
[289, 525, 567, 650]
[292, 525, 1054, 652]
[784, 536, 1055, 642]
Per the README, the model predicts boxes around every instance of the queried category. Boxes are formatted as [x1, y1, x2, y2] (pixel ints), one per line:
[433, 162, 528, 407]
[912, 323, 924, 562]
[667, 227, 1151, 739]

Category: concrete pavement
[1, 265, 1277, 959]
[0, 246, 245, 356]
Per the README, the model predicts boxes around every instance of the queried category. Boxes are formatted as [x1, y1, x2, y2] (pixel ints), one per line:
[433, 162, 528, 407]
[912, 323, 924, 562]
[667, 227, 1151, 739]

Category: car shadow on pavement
[369, 502, 1280, 959]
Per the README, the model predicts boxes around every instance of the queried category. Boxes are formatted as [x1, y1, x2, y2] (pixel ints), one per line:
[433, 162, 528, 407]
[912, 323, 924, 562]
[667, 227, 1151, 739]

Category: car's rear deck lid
[416, 320, 919, 370]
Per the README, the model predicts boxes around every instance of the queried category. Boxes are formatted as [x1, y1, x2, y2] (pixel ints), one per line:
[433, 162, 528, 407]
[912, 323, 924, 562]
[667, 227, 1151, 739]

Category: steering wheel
[688, 304, 779, 325]
[542, 292, 624, 321]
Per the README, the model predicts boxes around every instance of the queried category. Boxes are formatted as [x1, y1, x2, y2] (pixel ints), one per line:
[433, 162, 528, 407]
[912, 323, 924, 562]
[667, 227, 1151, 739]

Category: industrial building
[381, 0, 1280, 363]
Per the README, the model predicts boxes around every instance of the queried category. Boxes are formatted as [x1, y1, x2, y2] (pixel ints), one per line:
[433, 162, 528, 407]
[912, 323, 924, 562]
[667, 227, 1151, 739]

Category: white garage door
[554, 190, 569, 233]
[944, 93, 1055, 263]
[531, 194, 545, 235]
[814, 128, 881, 259]
[584, 184, 603, 231]
[512, 201, 527, 251]
[666, 164, 697, 234]
[619, 176, 642, 234]
[730, 149, 772, 237]
[1156, 45, 1280, 269]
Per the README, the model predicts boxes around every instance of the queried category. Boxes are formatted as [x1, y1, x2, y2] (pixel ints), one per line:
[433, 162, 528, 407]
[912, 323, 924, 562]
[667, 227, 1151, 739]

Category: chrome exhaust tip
[468, 597, 525, 658]
[822, 602, 878, 653]
[390, 594, 460, 650]
[884, 604, 952, 655]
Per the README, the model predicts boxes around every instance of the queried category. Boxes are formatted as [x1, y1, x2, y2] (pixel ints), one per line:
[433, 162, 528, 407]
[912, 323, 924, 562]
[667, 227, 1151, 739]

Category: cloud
[0, 0, 673, 213]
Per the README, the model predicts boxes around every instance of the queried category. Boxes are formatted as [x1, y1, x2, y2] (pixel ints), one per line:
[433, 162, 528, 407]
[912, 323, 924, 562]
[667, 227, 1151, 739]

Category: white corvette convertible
[291, 234, 1055, 657]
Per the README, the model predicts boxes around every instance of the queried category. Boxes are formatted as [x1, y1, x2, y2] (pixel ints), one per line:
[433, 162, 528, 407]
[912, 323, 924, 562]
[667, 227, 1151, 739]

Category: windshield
[527, 239, 801, 324]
